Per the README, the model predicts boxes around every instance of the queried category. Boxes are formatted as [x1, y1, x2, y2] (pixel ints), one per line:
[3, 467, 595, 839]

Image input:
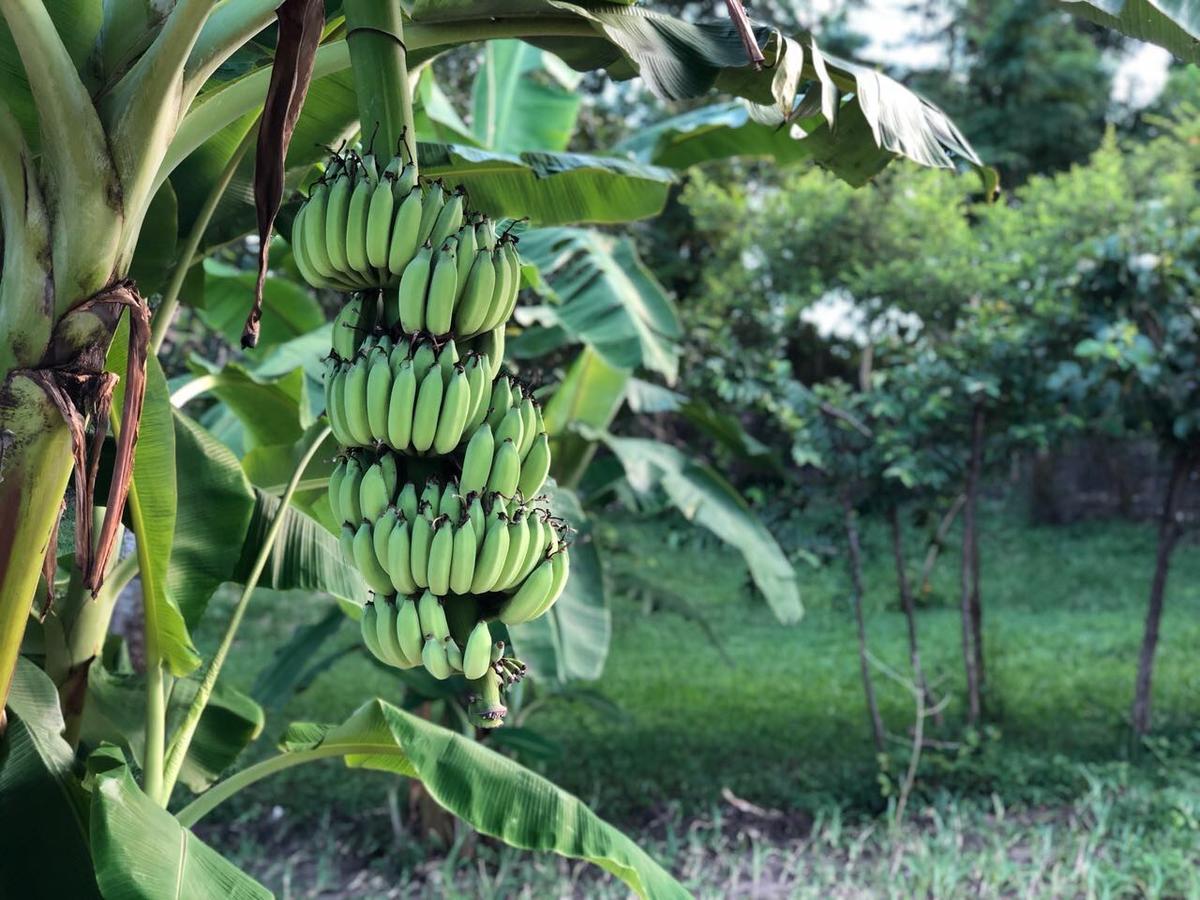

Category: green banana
[449, 519, 477, 595]
[354, 521, 393, 594]
[428, 189, 465, 249]
[387, 187, 423, 277]
[465, 494, 485, 550]
[396, 482, 418, 522]
[398, 244, 432, 334]
[486, 438, 521, 497]
[358, 461, 391, 521]
[499, 557, 554, 625]
[303, 181, 338, 279]
[476, 326, 505, 381]
[394, 161, 418, 194]
[417, 182, 446, 245]
[418, 589, 450, 640]
[517, 395, 539, 459]
[360, 603, 388, 664]
[331, 294, 368, 359]
[386, 358, 417, 452]
[366, 346, 393, 441]
[328, 456, 348, 523]
[495, 509, 530, 591]
[533, 548, 570, 619]
[411, 366, 444, 454]
[433, 366, 470, 454]
[373, 599, 409, 667]
[339, 456, 364, 524]
[455, 250, 497, 337]
[455, 225, 476, 290]
[462, 620, 492, 680]
[444, 637, 464, 672]
[439, 486, 462, 523]
[373, 508, 398, 573]
[424, 241, 459, 335]
[463, 354, 490, 434]
[491, 641, 505, 664]
[518, 432, 551, 498]
[411, 340, 437, 383]
[345, 175, 373, 280]
[427, 517, 454, 596]
[360, 152, 379, 185]
[342, 357, 373, 446]
[395, 595, 424, 663]
[327, 363, 352, 444]
[459, 423, 494, 494]
[422, 637, 453, 680]
[437, 339, 459, 379]
[470, 515, 509, 593]
[486, 378, 514, 431]
[514, 512, 547, 585]
[324, 173, 353, 277]
[366, 175, 395, 270]
[494, 405, 525, 452]
[484, 247, 511, 333]
[420, 480, 442, 517]
[409, 509, 433, 589]
[386, 516, 418, 596]
[475, 218, 497, 252]
[498, 240, 523, 324]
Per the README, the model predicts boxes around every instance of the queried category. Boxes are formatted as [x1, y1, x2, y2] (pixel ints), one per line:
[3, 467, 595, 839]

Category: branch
[0, 0, 120, 308]
[105, 0, 222, 270]
[159, 425, 330, 800]
[0, 97, 53, 372]
[818, 401, 874, 439]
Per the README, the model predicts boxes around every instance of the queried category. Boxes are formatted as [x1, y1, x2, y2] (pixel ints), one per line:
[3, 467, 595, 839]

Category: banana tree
[0, 0, 979, 892]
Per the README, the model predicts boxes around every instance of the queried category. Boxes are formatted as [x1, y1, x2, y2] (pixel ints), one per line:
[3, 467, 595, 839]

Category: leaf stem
[159, 425, 331, 800]
[150, 118, 259, 354]
[129, 485, 168, 804]
[175, 742, 389, 826]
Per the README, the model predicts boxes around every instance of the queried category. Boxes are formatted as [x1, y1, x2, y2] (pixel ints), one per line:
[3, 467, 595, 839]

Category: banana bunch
[384, 216, 522, 340]
[458, 376, 551, 500]
[297, 143, 569, 727]
[330, 468, 569, 616]
[292, 145, 496, 294]
[324, 333, 496, 454]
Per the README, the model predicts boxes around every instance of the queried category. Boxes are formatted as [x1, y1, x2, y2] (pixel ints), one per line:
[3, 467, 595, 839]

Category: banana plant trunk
[959, 403, 984, 727]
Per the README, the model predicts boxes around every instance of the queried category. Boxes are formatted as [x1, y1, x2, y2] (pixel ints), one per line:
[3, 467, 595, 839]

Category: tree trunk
[919, 493, 966, 595]
[842, 491, 885, 753]
[889, 505, 935, 721]
[1131, 450, 1192, 736]
[960, 403, 985, 726]
[0, 377, 75, 729]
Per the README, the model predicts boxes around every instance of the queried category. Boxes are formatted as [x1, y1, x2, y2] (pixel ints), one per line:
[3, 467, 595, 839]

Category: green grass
[191, 501, 1200, 895]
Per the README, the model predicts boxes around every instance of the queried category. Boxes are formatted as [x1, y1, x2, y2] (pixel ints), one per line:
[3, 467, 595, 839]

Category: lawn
[192, 499, 1200, 896]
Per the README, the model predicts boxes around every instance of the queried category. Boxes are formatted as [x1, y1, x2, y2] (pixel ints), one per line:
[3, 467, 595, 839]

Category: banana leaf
[1057, 0, 1200, 62]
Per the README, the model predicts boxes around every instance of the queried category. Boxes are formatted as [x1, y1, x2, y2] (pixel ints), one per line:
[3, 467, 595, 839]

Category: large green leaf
[518, 228, 681, 379]
[543, 347, 631, 488]
[603, 435, 803, 624]
[186, 359, 311, 452]
[1058, 0, 1200, 62]
[170, 411, 256, 627]
[250, 604, 348, 711]
[274, 700, 687, 898]
[107, 318, 200, 675]
[81, 659, 264, 794]
[232, 488, 368, 603]
[1, 660, 101, 899]
[417, 143, 675, 224]
[194, 259, 324, 350]
[89, 751, 269, 899]
[399, 2, 979, 176]
[515, 483, 611, 682]
[471, 39, 581, 153]
[128, 181, 179, 296]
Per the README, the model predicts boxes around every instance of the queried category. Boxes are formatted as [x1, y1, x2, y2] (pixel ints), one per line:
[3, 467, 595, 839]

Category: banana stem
[150, 118, 259, 354]
[160, 424, 331, 800]
[342, 0, 416, 169]
[175, 742, 391, 826]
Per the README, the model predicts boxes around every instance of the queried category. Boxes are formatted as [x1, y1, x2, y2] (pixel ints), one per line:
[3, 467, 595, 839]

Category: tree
[0, 0, 979, 892]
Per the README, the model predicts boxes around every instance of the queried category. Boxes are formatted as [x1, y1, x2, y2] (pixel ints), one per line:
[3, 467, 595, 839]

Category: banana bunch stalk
[297, 144, 570, 727]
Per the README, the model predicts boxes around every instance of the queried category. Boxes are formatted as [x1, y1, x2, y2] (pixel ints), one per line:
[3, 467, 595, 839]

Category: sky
[843, 0, 1172, 107]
